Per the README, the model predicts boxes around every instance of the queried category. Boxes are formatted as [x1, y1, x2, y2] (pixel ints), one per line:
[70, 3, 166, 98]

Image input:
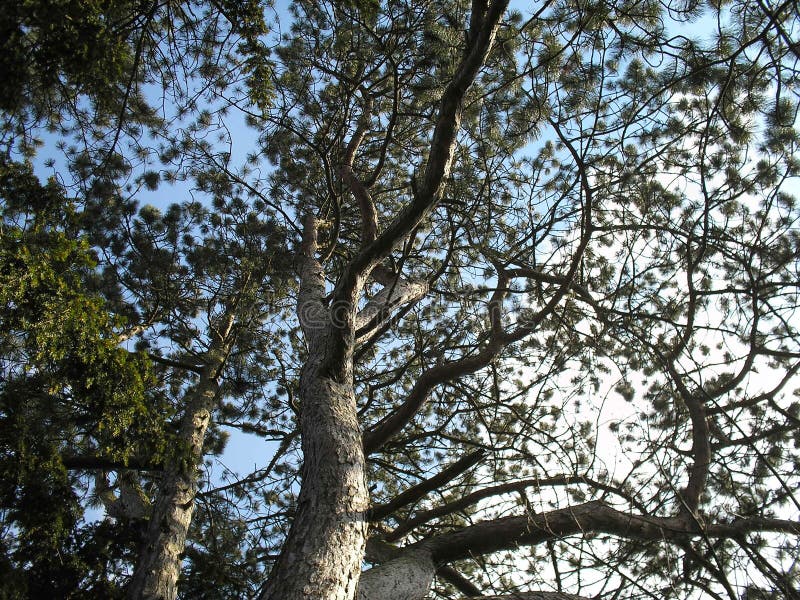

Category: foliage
[0, 160, 166, 597]
[0, 0, 136, 113]
[1, 0, 800, 598]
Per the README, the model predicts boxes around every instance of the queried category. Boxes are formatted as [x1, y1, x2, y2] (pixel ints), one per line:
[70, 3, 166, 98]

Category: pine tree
[2, 0, 800, 598]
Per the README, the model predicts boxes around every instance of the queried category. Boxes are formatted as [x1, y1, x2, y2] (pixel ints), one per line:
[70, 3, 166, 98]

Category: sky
[20, 5, 799, 579]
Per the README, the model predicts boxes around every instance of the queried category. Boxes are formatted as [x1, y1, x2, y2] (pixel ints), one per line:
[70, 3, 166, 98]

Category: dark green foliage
[0, 517, 139, 599]
[0, 161, 167, 595]
[0, 0, 136, 114]
[178, 496, 263, 599]
[0, 161, 167, 460]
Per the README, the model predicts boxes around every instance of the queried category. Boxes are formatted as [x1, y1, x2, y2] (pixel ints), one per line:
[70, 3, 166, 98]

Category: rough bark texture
[260, 214, 369, 600]
[260, 358, 369, 600]
[127, 346, 228, 600]
[258, 4, 510, 596]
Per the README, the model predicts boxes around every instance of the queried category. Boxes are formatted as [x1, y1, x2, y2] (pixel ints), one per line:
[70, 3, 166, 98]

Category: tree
[0, 159, 168, 598]
[1, 0, 800, 599]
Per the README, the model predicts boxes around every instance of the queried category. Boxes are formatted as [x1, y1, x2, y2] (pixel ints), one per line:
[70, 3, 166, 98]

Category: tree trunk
[354, 550, 589, 600]
[259, 349, 369, 599]
[126, 344, 229, 600]
[256, 1, 510, 591]
[357, 551, 435, 600]
[259, 213, 369, 599]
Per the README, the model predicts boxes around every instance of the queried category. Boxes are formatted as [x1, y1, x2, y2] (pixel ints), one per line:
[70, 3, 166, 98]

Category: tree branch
[369, 449, 486, 520]
[62, 454, 163, 471]
[467, 594, 591, 600]
[409, 501, 800, 564]
[437, 565, 482, 595]
[147, 352, 204, 374]
[332, 0, 510, 305]
[385, 474, 647, 542]
[362, 269, 511, 453]
[340, 94, 378, 246]
[297, 213, 328, 343]
[355, 275, 429, 340]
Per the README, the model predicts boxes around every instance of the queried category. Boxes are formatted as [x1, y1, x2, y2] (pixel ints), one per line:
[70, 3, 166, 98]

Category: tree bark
[414, 500, 800, 564]
[126, 340, 230, 600]
[259, 356, 369, 600]
[357, 550, 435, 600]
[354, 500, 798, 600]
[258, 2, 510, 594]
[259, 214, 369, 600]
[355, 547, 590, 600]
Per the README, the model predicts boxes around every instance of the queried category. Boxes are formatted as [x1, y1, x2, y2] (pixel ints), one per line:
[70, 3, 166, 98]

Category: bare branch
[385, 475, 647, 542]
[369, 449, 486, 520]
[332, 0, 510, 302]
[410, 501, 800, 564]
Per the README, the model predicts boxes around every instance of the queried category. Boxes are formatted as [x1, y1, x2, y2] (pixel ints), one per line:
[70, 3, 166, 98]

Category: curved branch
[369, 449, 486, 520]
[409, 501, 800, 564]
[340, 94, 378, 246]
[362, 273, 510, 454]
[332, 0, 510, 304]
[385, 475, 647, 542]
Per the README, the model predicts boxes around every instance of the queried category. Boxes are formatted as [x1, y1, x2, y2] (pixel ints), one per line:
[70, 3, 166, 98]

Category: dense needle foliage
[0, 0, 799, 598]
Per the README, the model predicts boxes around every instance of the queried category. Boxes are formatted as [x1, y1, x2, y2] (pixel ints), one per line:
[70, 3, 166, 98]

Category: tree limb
[369, 449, 486, 520]
[385, 475, 647, 541]
[410, 501, 800, 564]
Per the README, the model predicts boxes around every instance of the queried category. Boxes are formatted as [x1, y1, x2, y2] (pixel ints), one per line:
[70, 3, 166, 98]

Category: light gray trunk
[127, 347, 227, 600]
[356, 552, 589, 600]
[357, 551, 435, 600]
[259, 349, 369, 600]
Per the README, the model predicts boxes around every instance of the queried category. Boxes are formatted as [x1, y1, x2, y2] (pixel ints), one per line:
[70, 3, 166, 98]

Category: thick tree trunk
[355, 549, 589, 600]
[257, 1, 510, 593]
[260, 214, 369, 599]
[259, 352, 369, 600]
[127, 345, 229, 600]
[357, 550, 435, 600]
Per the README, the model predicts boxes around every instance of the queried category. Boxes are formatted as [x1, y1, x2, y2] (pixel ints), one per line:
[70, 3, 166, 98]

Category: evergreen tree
[0, 160, 166, 598]
[1, 0, 799, 599]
